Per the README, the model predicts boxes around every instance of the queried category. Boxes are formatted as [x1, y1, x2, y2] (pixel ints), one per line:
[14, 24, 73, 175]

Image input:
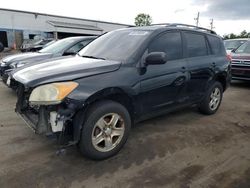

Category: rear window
[207, 35, 222, 55]
[184, 32, 208, 58]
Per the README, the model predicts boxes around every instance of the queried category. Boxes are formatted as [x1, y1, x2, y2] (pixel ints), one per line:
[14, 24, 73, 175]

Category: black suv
[12, 24, 231, 160]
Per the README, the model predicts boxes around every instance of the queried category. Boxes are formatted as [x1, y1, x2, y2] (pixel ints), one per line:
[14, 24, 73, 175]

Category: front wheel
[78, 100, 131, 160]
[199, 82, 223, 115]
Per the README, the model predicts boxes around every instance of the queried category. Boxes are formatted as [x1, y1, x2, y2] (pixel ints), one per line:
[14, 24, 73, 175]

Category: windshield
[235, 41, 250, 54]
[224, 40, 247, 50]
[78, 29, 151, 61]
[39, 38, 77, 54]
[33, 40, 43, 45]
[42, 40, 56, 48]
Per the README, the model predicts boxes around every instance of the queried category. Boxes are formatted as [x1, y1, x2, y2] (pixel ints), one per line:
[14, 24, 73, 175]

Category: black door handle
[210, 62, 216, 69]
[181, 66, 186, 73]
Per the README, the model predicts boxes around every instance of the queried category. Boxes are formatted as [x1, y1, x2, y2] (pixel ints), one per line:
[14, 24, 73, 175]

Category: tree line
[223, 30, 250, 39]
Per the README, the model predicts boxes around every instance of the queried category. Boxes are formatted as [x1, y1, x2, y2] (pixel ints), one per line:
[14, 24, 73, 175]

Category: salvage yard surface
[0, 81, 250, 188]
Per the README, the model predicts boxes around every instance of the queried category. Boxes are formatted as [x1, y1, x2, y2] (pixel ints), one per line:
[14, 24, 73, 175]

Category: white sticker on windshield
[129, 31, 149, 36]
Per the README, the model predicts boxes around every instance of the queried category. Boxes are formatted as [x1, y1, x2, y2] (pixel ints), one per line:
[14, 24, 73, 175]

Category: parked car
[20, 38, 55, 52]
[0, 36, 96, 88]
[231, 40, 250, 80]
[12, 24, 231, 160]
[224, 38, 248, 54]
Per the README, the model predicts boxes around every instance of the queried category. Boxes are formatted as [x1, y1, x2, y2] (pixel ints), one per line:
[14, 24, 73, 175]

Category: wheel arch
[85, 87, 136, 118]
[72, 87, 137, 143]
[214, 72, 227, 91]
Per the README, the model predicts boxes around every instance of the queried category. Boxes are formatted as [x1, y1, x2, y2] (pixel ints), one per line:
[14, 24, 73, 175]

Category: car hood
[2, 52, 53, 65]
[13, 56, 121, 87]
[231, 53, 250, 60]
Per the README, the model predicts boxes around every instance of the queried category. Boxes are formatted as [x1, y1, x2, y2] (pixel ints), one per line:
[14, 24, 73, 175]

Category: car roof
[224, 38, 249, 41]
[60, 36, 97, 42]
[121, 24, 218, 37]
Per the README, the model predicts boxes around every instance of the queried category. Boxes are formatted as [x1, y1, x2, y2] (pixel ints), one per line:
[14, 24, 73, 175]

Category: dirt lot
[0, 80, 250, 188]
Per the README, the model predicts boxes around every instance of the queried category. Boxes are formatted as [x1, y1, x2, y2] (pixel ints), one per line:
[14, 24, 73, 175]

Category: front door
[138, 31, 189, 117]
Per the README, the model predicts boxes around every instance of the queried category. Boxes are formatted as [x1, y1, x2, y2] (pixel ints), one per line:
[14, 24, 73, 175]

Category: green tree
[229, 33, 237, 39]
[223, 30, 250, 39]
[135, 13, 152, 26]
[240, 30, 248, 38]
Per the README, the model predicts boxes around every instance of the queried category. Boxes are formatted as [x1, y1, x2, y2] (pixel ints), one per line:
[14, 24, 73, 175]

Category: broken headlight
[29, 82, 78, 105]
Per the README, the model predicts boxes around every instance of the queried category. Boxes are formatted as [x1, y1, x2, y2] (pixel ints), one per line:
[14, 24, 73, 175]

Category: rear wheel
[199, 82, 223, 115]
[78, 100, 131, 160]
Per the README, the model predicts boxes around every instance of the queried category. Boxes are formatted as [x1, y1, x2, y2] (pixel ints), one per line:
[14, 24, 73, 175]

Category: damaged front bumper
[15, 84, 84, 144]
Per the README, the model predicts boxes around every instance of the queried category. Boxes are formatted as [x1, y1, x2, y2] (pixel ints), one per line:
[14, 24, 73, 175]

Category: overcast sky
[1, 0, 250, 36]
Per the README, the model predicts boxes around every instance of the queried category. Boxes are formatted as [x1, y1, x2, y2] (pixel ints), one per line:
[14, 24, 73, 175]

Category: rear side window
[184, 32, 208, 57]
[148, 32, 182, 61]
[207, 35, 222, 55]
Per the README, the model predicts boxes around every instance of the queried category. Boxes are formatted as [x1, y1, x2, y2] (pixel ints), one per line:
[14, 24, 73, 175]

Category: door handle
[181, 66, 186, 73]
[174, 76, 186, 86]
[210, 62, 216, 70]
[211, 62, 216, 67]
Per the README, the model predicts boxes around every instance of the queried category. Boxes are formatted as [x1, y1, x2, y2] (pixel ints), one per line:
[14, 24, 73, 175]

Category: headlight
[29, 82, 78, 105]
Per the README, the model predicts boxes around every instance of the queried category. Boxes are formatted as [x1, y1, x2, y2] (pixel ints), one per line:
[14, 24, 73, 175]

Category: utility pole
[210, 19, 215, 30]
[194, 12, 200, 26]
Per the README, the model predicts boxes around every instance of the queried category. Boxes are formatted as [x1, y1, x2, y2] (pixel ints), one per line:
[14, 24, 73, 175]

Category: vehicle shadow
[230, 80, 250, 89]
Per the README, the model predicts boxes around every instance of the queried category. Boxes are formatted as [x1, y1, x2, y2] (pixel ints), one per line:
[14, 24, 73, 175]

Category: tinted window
[148, 32, 182, 61]
[207, 36, 222, 55]
[185, 33, 208, 57]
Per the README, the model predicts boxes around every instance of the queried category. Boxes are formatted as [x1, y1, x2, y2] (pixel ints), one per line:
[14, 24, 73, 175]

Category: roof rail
[151, 23, 217, 34]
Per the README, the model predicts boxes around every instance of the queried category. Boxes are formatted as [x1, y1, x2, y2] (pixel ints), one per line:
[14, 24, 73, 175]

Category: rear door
[139, 31, 189, 116]
[183, 31, 215, 102]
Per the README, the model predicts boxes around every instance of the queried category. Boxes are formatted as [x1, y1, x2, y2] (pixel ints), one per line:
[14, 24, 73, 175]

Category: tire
[199, 81, 223, 115]
[78, 100, 131, 160]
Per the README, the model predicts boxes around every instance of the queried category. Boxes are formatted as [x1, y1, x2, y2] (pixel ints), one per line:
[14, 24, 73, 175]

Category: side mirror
[0, 42, 4, 52]
[145, 52, 167, 65]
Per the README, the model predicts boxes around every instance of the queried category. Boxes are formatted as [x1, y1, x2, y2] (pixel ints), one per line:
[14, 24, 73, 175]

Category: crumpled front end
[15, 83, 82, 145]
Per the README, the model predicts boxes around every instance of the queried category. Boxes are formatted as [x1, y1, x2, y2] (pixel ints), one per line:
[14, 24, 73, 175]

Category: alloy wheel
[91, 113, 125, 152]
[209, 87, 221, 111]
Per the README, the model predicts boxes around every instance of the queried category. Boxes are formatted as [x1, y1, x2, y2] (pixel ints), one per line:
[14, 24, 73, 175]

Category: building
[0, 8, 132, 48]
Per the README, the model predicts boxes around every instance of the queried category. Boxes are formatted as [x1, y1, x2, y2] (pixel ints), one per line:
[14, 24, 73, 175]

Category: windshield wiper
[81, 55, 106, 60]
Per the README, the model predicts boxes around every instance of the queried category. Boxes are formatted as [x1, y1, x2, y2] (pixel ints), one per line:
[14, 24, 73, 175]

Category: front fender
[68, 86, 137, 105]
[69, 87, 137, 143]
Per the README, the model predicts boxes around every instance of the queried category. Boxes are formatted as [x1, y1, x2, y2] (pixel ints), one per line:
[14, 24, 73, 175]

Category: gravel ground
[0, 80, 250, 188]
